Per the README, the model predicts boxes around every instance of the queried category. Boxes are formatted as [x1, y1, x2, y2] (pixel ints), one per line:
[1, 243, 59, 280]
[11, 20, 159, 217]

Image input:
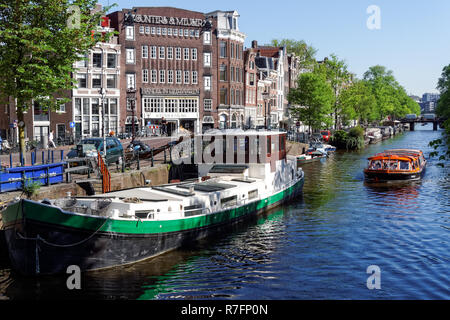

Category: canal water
[0, 125, 448, 300]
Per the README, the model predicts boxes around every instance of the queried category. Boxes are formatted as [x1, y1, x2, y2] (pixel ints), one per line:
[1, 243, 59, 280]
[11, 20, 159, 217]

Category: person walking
[161, 117, 167, 136]
[48, 130, 56, 148]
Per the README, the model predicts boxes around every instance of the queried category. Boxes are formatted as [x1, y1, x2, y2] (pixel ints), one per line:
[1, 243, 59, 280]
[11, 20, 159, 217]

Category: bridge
[399, 117, 446, 131]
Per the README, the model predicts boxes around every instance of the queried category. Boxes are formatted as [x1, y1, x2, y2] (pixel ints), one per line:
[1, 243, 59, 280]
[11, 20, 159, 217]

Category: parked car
[67, 137, 124, 165]
[320, 130, 332, 142]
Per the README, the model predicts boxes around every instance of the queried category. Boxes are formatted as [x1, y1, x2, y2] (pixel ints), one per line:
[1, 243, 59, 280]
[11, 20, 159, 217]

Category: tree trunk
[16, 103, 26, 160]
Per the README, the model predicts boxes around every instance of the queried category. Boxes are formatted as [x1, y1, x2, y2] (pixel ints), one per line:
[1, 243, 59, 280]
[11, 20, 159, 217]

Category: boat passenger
[399, 161, 409, 170]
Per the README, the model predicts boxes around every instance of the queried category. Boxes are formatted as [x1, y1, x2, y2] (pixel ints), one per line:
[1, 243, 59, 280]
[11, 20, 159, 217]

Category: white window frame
[167, 47, 173, 60]
[159, 70, 165, 83]
[203, 31, 211, 44]
[176, 70, 182, 84]
[204, 76, 211, 91]
[142, 45, 148, 59]
[191, 48, 197, 61]
[176, 47, 181, 60]
[204, 52, 211, 67]
[126, 48, 135, 64]
[192, 71, 198, 84]
[151, 70, 157, 83]
[184, 48, 189, 60]
[184, 71, 189, 84]
[126, 73, 136, 89]
[142, 69, 148, 83]
[159, 46, 165, 59]
[204, 99, 212, 112]
[125, 26, 134, 40]
[168, 70, 174, 84]
[151, 46, 157, 59]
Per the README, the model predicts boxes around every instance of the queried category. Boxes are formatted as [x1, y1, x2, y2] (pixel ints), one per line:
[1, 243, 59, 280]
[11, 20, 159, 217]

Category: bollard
[60, 150, 64, 161]
[51, 150, 54, 163]
[42, 151, 45, 164]
[47, 150, 50, 164]
[10, 153, 12, 168]
[20, 153, 24, 167]
[137, 151, 140, 170]
[164, 148, 167, 163]
[151, 148, 154, 167]
[31, 152, 35, 165]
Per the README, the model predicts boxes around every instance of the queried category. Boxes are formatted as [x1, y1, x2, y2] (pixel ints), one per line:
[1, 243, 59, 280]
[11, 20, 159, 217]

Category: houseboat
[1, 130, 304, 276]
[364, 149, 427, 182]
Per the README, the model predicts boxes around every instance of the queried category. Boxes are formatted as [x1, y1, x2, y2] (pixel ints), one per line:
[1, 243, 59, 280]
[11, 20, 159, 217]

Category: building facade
[108, 7, 216, 135]
[207, 10, 246, 130]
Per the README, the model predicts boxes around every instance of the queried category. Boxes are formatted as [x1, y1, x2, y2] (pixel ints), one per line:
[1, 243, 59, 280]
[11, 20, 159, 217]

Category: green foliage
[0, 0, 116, 155]
[363, 65, 420, 121]
[339, 80, 377, 126]
[348, 126, 364, 138]
[288, 72, 334, 133]
[270, 39, 317, 70]
[330, 129, 363, 150]
[22, 179, 41, 199]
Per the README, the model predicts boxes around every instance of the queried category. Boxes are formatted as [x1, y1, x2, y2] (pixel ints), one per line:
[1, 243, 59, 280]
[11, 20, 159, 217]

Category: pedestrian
[161, 117, 167, 136]
[48, 130, 56, 148]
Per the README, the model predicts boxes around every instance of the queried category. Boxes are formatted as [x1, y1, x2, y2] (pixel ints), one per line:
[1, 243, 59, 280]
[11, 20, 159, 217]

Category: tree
[314, 54, 351, 129]
[339, 80, 377, 127]
[0, 0, 113, 157]
[363, 65, 419, 121]
[288, 72, 334, 134]
[430, 63, 450, 166]
[270, 39, 317, 70]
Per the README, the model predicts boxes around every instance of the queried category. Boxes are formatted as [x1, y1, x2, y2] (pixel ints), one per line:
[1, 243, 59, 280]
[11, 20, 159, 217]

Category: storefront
[141, 88, 200, 135]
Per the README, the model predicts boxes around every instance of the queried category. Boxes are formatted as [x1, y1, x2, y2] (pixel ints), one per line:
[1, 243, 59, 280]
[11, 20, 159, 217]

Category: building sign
[125, 14, 208, 27]
[142, 88, 200, 96]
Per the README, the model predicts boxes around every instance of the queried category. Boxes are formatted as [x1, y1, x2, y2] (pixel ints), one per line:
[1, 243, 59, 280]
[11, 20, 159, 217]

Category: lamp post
[100, 87, 107, 158]
[262, 91, 270, 130]
[126, 88, 136, 141]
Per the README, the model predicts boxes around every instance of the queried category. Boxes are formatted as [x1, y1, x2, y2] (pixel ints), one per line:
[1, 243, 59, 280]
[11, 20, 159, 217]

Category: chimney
[252, 40, 258, 49]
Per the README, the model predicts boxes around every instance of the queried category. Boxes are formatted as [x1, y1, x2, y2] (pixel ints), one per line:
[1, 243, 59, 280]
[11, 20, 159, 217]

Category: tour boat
[1, 130, 304, 275]
[364, 149, 427, 182]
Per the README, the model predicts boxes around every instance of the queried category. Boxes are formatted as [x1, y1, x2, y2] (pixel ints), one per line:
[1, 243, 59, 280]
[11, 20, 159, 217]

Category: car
[67, 137, 124, 165]
[320, 130, 332, 142]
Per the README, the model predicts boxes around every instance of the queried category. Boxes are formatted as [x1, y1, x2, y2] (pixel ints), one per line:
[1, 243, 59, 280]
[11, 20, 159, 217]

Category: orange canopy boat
[364, 149, 427, 182]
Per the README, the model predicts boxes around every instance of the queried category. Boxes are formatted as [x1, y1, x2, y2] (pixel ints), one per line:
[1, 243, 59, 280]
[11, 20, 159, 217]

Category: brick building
[108, 7, 216, 135]
[206, 10, 246, 130]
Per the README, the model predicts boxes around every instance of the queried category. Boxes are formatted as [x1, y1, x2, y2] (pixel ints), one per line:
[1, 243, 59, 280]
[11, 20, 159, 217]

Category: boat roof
[368, 149, 423, 160]
[89, 188, 183, 202]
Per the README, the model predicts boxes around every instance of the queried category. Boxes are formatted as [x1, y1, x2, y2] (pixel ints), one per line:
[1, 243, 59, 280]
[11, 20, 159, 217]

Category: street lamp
[262, 91, 270, 130]
[100, 87, 107, 158]
[126, 88, 137, 141]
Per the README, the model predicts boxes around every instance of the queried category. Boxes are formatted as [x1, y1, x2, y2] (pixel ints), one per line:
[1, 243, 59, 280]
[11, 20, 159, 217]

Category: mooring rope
[16, 216, 111, 248]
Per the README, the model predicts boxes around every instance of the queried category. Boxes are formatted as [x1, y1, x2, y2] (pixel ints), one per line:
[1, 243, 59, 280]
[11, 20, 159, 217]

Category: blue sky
[99, 0, 450, 96]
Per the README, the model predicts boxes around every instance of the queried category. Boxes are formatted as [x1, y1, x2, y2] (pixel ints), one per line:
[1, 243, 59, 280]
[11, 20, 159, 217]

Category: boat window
[135, 210, 154, 219]
[184, 204, 203, 217]
[388, 161, 398, 170]
[399, 161, 410, 170]
[370, 161, 382, 169]
[248, 190, 258, 200]
[221, 195, 237, 209]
